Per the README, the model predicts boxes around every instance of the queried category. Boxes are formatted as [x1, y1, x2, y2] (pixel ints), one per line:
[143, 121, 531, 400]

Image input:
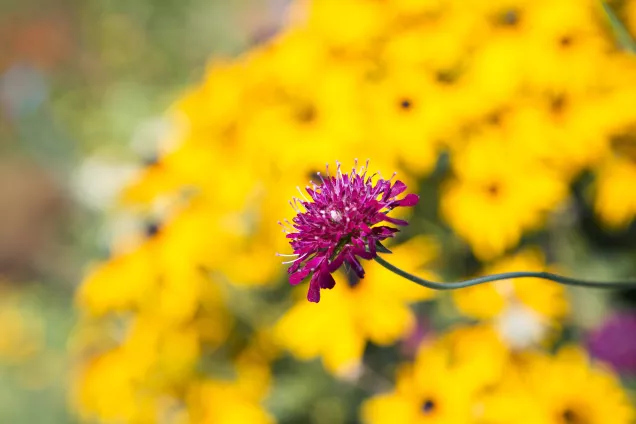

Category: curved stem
[374, 255, 636, 290]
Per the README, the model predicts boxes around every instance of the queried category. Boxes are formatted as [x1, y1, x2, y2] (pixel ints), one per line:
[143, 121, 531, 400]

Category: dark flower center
[550, 95, 567, 115]
[559, 35, 573, 48]
[561, 408, 587, 424]
[487, 111, 503, 126]
[399, 98, 413, 110]
[610, 133, 636, 163]
[435, 70, 456, 85]
[144, 221, 161, 238]
[485, 183, 501, 197]
[501, 9, 520, 26]
[296, 104, 317, 123]
[421, 399, 436, 414]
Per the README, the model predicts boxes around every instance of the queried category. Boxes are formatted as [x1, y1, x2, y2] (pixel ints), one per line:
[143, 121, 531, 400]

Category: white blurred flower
[495, 302, 549, 350]
[72, 156, 139, 211]
[130, 117, 175, 161]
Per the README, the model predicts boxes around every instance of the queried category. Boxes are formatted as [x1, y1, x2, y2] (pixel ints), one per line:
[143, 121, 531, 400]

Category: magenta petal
[289, 268, 311, 285]
[328, 251, 347, 272]
[372, 226, 399, 237]
[389, 180, 407, 197]
[318, 268, 336, 289]
[347, 253, 365, 279]
[379, 214, 409, 226]
[396, 193, 419, 207]
[353, 248, 375, 260]
[307, 276, 321, 303]
[368, 239, 377, 256]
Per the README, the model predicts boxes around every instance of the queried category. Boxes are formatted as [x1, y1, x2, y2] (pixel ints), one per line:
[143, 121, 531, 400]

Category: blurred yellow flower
[595, 155, 636, 228]
[442, 136, 567, 260]
[75, 348, 159, 423]
[514, 346, 635, 424]
[186, 379, 274, 424]
[361, 324, 508, 424]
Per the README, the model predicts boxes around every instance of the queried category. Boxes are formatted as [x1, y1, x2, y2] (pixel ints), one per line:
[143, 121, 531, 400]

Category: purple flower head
[587, 311, 636, 375]
[277, 160, 419, 303]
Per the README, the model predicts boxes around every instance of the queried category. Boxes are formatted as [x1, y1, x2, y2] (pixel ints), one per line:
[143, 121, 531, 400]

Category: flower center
[421, 399, 436, 415]
[145, 221, 161, 238]
[329, 209, 344, 222]
[485, 183, 501, 197]
[399, 98, 412, 110]
[561, 408, 588, 424]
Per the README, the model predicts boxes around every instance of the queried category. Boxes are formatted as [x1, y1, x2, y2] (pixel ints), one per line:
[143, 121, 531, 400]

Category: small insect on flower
[277, 160, 419, 302]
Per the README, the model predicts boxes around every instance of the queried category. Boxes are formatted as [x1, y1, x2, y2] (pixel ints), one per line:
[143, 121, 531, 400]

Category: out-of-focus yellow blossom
[75, 348, 159, 423]
[441, 136, 567, 259]
[522, 0, 610, 93]
[362, 69, 445, 174]
[78, 208, 233, 323]
[512, 346, 635, 424]
[275, 237, 438, 375]
[436, 324, 510, 388]
[185, 379, 274, 424]
[595, 155, 636, 228]
[361, 324, 508, 424]
[306, 0, 388, 52]
[362, 328, 634, 424]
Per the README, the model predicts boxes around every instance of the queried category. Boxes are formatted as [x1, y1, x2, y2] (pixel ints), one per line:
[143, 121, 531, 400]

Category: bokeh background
[2, 0, 636, 423]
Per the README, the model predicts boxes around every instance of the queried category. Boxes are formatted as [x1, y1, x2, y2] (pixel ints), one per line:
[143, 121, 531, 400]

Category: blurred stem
[600, 1, 636, 53]
[374, 255, 636, 290]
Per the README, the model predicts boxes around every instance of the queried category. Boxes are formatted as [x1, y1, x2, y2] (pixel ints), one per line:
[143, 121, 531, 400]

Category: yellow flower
[381, 8, 472, 72]
[274, 237, 438, 375]
[306, 0, 388, 52]
[595, 155, 636, 229]
[362, 68, 446, 174]
[74, 348, 159, 423]
[522, 0, 611, 93]
[436, 324, 509, 390]
[441, 135, 567, 260]
[77, 249, 156, 317]
[516, 346, 635, 424]
[237, 59, 367, 176]
[186, 379, 274, 424]
[78, 203, 233, 323]
[504, 94, 612, 176]
[120, 316, 202, 388]
[361, 324, 508, 424]
[464, 39, 526, 110]
[73, 315, 212, 422]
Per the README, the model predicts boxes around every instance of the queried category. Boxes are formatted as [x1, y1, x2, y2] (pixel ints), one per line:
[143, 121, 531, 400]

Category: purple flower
[278, 160, 419, 303]
[587, 311, 636, 375]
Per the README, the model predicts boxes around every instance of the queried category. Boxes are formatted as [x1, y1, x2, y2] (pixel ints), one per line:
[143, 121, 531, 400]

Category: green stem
[373, 255, 636, 290]
[600, 1, 636, 54]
